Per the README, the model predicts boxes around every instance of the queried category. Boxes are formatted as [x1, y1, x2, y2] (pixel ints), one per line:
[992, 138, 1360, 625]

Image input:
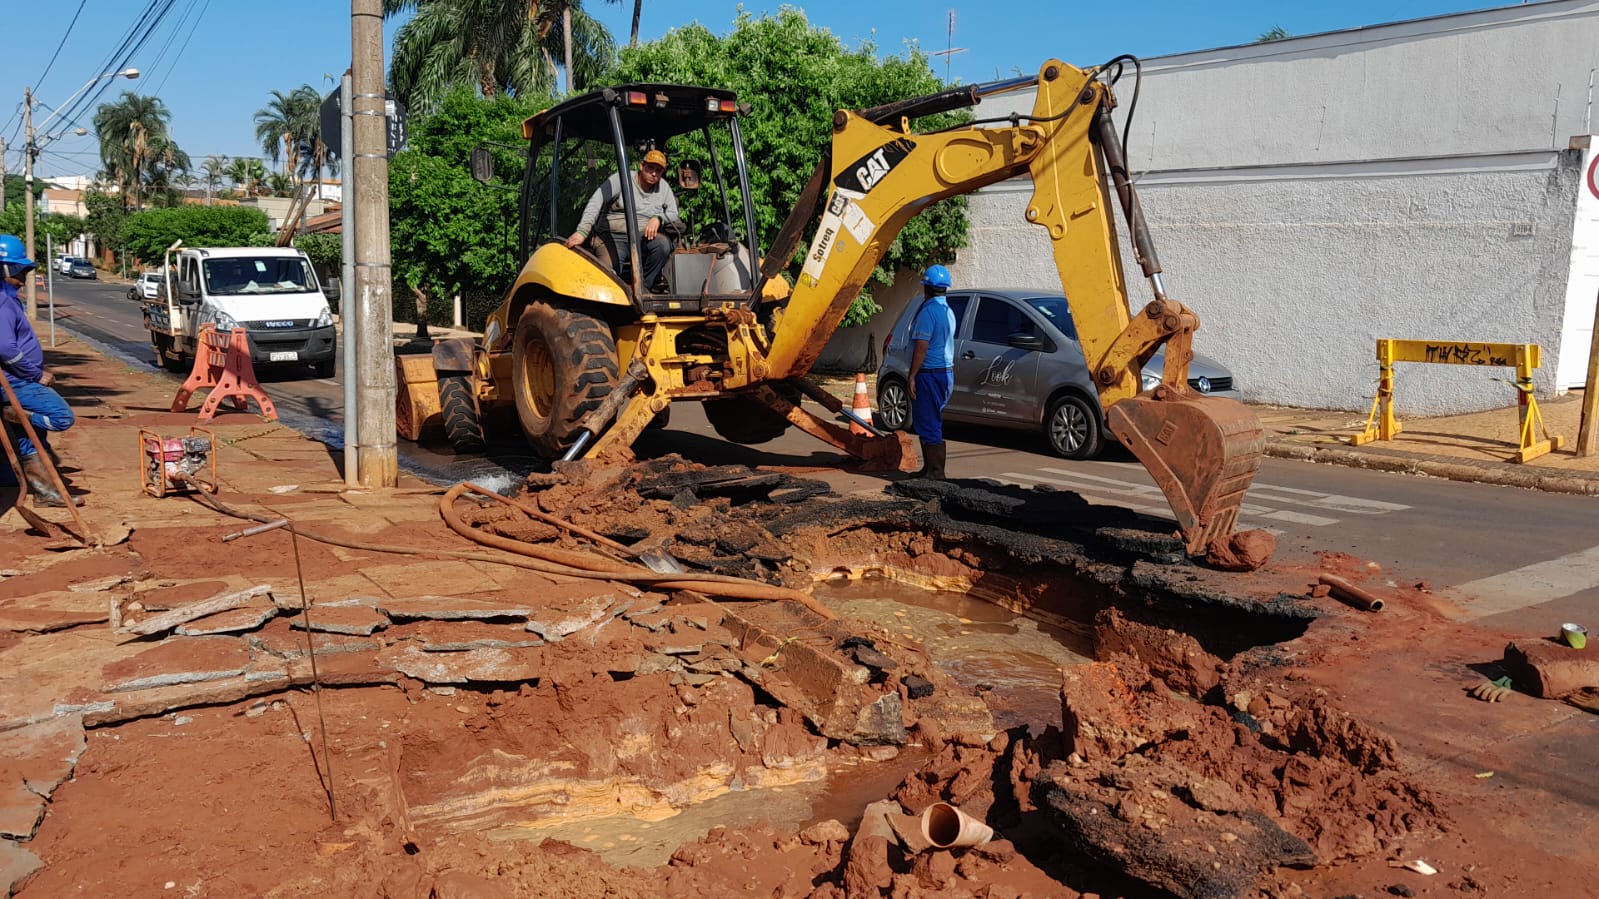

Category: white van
[143, 246, 337, 378]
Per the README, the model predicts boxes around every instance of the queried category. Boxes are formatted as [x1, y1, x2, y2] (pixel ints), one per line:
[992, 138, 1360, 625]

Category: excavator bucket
[1105, 389, 1269, 567]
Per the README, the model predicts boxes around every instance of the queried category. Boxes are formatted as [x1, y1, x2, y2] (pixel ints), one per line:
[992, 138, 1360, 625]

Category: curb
[1265, 441, 1599, 496]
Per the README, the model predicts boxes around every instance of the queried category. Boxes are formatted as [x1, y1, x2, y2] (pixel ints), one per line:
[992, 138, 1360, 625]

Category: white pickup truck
[142, 245, 337, 378]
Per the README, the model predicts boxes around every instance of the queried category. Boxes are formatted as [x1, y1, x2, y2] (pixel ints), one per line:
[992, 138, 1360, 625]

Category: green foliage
[119, 206, 272, 264]
[1257, 26, 1292, 42]
[3, 175, 45, 210]
[83, 189, 129, 254]
[93, 92, 190, 207]
[388, 87, 551, 329]
[612, 9, 968, 326]
[294, 232, 342, 269]
[0, 204, 83, 257]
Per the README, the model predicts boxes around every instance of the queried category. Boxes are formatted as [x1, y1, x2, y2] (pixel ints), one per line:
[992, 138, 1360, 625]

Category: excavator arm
[765, 60, 1269, 567]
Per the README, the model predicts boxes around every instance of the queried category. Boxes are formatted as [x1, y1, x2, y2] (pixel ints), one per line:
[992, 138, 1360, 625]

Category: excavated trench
[21, 457, 1442, 898]
[350, 457, 1389, 897]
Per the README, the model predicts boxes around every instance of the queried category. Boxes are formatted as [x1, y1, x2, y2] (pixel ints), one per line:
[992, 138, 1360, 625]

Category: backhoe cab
[397, 64, 1270, 568]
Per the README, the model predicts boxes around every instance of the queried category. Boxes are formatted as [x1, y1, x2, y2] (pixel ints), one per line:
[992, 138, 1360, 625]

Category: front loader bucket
[1105, 389, 1269, 567]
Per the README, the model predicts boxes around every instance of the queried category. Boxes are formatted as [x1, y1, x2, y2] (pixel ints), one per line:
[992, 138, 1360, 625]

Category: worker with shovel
[1, 234, 78, 507]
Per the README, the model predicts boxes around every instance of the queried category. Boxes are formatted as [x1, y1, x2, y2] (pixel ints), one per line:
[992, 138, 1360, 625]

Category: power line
[25, 0, 92, 114]
[150, 0, 214, 97]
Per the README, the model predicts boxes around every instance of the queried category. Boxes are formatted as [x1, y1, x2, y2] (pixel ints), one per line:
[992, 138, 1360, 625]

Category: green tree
[254, 85, 325, 184]
[1257, 26, 1292, 42]
[388, 87, 548, 331]
[119, 206, 272, 263]
[199, 156, 228, 204]
[265, 172, 296, 197]
[0, 205, 82, 254]
[83, 188, 130, 257]
[384, 0, 616, 115]
[224, 157, 267, 197]
[92, 92, 190, 208]
[613, 10, 968, 324]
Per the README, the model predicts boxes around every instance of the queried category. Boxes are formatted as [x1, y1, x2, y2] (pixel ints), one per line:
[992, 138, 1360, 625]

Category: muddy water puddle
[815, 576, 1093, 735]
[486, 749, 927, 867]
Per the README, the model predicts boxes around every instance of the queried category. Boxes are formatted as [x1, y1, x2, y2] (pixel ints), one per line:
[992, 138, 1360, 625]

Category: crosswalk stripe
[1451, 544, 1599, 619]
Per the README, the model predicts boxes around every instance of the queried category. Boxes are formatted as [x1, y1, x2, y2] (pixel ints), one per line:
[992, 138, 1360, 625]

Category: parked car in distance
[875, 287, 1242, 460]
[66, 259, 97, 279]
[54, 255, 72, 274]
[128, 271, 164, 301]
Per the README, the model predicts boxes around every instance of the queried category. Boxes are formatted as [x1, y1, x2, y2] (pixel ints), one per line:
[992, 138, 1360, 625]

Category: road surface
[45, 275, 1597, 633]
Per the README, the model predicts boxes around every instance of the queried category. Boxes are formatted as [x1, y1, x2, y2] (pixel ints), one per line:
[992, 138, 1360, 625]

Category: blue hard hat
[0, 234, 31, 268]
[921, 264, 952, 289]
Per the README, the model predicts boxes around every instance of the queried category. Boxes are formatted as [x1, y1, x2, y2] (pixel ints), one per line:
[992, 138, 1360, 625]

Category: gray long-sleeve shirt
[575, 171, 679, 237]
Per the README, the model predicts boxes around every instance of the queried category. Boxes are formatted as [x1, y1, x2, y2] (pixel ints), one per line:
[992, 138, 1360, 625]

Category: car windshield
[1023, 295, 1076, 340]
[202, 257, 315, 295]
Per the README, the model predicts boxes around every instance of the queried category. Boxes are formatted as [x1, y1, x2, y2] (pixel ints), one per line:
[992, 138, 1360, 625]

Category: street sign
[320, 88, 408, 161]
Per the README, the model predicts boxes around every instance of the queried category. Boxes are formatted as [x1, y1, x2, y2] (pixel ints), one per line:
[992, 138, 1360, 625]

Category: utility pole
[340, 72, 358, 488]
[23, 87, 37, 320]
[0, 137, 8, 214]
[351, 0, 397, 487]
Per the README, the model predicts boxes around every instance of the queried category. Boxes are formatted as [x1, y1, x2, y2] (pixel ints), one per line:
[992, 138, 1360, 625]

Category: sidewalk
[809, 372, 1599, 495]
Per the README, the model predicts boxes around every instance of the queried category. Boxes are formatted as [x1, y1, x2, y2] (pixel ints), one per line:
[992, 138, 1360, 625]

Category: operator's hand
[38, 371, 55, 388]
[565, 232, 586, 248]
[643, 216, 661, 240]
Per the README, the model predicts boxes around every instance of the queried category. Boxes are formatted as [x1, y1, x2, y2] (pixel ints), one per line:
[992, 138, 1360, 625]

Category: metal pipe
[1092, 104, 1164, 286]
[222, 518, 290, 542]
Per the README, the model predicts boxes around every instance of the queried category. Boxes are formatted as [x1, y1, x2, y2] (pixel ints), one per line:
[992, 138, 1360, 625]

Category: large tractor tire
[703, 383, 800, 445]
[438, 374, 486, 453]
[511, 302, 619, 458]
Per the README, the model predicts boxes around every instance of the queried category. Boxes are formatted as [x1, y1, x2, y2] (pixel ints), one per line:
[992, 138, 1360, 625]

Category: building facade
[832, 0, 1599, 415]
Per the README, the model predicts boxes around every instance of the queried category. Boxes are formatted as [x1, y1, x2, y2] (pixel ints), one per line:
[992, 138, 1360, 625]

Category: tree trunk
[562, 4, 575, 93]
[630, 0, 641, 47]
[411, 285, 431, 343]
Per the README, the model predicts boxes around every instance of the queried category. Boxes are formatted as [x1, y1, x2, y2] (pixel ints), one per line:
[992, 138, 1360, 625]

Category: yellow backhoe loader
[396, 58, 1268, 566]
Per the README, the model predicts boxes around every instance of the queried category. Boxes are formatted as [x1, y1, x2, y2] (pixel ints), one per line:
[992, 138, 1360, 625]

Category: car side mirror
[1008, 333, 1045, 352]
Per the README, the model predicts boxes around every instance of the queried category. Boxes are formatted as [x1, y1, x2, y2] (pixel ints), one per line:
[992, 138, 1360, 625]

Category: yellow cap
[642, 149, 667, 168]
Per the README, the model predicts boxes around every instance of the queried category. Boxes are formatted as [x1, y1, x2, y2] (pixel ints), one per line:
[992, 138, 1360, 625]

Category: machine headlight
[1141, 371, 1161, 392]
[214, 311, 240, 331]
[314, 306, 333, 328]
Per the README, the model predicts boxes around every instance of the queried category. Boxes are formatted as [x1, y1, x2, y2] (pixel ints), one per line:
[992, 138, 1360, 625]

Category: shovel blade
[1106, 390, 1265, 560]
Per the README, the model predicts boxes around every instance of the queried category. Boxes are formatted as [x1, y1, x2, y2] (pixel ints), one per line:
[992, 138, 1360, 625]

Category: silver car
[874, 288, 1242, 459]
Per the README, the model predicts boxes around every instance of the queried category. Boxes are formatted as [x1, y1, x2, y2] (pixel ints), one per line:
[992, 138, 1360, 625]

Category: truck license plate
[269, 351, 299, 362]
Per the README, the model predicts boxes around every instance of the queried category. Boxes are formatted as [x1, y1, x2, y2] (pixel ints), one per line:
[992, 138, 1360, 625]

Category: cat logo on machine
[835, 138, 915, 195]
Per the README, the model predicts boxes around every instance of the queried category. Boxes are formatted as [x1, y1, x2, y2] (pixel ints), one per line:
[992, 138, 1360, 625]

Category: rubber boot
[923, 441, 947, 480]
[21, 453, 79, 508]
[911, 439, 930, 478]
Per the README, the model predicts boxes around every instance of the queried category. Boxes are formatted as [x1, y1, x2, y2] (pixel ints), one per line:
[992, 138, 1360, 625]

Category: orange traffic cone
[850, 372, 874, 435]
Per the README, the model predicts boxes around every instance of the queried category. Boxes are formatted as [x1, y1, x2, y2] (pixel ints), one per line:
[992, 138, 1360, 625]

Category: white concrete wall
[940, 0, 1599, 414]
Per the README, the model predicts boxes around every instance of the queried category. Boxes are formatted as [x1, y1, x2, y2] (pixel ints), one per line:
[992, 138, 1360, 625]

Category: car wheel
[1045, 393, 1103, 460]
[876, 376, 911, 431]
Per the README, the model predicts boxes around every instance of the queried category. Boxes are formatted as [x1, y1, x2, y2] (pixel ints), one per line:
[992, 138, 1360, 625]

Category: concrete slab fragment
[100, 636, 251, 693]
[0, 715, 87, 797]
[119, 585, 273, 636]
[175, 601, 280, 636]
[378, 595, 536, 622]
[0, 839, 42, 897]
[0, 606, 108, 634]
[384, 645, 542, 684]
[525, 596, 617, 641]
[391, 621, 546, 652]
[289, 604, 389, 636]
[0, 779, 43, 841]
[248, 618, 382, 660]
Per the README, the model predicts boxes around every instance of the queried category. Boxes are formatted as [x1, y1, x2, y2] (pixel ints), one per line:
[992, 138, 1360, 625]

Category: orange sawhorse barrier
[170, 324, 279, 422]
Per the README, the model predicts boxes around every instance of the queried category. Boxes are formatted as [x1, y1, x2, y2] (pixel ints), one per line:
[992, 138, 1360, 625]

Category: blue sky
[9, 0, 1504, 181]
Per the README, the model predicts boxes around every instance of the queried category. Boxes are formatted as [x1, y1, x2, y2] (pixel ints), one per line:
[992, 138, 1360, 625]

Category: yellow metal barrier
[1351, 339, 1564, 463]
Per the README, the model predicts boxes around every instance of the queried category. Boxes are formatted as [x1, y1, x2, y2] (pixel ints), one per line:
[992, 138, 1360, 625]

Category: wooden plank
[119, 584, 273, 637]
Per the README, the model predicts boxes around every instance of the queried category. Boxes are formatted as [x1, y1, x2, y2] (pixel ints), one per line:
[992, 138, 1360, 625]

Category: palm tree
[384, 0, 615, 114]
[265, 172, 296, 198]
[629, 0, 641, 46]
[254, 85, 325, 186]
[92, 92, 191, 208]
[224, 157, 267, 197]
[200, 155, 227, 204]
[1257, 26, 1292, 42]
